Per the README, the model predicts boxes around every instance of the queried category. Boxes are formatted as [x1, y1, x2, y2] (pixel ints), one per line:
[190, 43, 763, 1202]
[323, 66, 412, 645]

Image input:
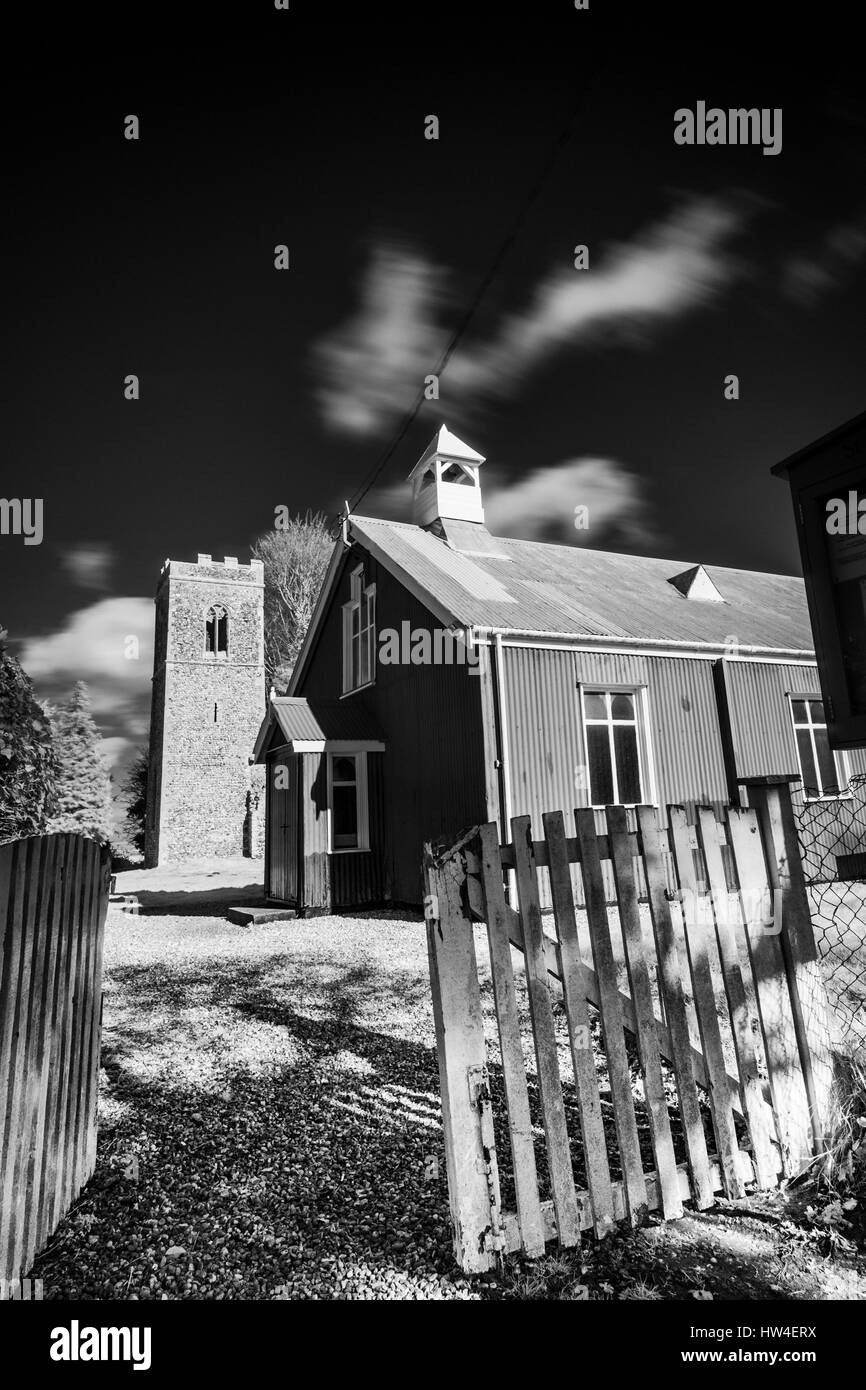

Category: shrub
[46, 681, 113, 843]
[0, 627, 57, 842]
[120, 747, 148, 857]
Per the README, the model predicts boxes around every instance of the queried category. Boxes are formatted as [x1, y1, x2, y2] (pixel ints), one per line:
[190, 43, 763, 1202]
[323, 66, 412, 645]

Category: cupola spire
[407, 425, 486, 527]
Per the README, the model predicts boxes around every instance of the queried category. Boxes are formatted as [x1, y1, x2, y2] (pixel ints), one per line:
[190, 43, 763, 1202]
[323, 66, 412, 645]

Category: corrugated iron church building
[254, 426, 866, 912]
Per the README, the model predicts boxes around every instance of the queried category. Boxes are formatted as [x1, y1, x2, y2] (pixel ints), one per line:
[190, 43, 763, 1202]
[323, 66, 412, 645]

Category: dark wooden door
[268, 753, 298, 903]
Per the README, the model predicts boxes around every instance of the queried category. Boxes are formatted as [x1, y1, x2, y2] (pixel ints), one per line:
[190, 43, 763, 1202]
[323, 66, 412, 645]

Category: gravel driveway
[28, 904, 866, 1301]
[31, 907, 477, 1300]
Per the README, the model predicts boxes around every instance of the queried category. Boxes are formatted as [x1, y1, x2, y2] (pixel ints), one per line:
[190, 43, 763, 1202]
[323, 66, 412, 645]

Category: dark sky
[3, 8, 866, 775]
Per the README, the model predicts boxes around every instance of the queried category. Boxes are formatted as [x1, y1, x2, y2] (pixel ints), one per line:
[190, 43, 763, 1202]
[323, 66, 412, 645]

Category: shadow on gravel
[130, 885, 263, 912]
[30, 947, 859, 1302]
[31, 952, 460, 1298]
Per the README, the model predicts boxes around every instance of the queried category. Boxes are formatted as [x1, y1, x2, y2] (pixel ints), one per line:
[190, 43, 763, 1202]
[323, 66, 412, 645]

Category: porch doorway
[268, 751, 299, 903]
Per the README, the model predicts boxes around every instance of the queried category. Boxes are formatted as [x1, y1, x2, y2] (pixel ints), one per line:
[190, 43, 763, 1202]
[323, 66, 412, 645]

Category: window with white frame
[789, 696, 848, 800]
[328, 751, 369, 851]
[342, 567, 376, 693]
[580, 687, 650, 807]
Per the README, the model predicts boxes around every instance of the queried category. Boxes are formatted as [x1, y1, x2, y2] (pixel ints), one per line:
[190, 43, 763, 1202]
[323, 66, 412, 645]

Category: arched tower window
[205, 604, 228, 655]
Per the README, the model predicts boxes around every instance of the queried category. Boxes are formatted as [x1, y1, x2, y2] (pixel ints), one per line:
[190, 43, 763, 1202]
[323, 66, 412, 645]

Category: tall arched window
[205, 604, 228, 655]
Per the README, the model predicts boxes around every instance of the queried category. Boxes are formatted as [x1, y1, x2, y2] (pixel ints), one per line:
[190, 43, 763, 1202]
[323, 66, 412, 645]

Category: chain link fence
[794, 773, 866, 1057]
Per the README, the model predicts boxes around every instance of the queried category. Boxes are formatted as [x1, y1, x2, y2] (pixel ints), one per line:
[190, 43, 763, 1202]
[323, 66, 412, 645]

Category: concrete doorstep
[225, 903, 297, 926]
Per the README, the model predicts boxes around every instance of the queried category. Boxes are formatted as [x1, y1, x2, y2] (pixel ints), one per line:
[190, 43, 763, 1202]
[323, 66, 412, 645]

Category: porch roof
[253, 697, 386, 762]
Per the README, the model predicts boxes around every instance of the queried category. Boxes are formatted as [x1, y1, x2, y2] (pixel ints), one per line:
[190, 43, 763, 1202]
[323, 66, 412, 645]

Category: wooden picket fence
[0, 833, 111, 1288]
[423, 778, 835, 1272]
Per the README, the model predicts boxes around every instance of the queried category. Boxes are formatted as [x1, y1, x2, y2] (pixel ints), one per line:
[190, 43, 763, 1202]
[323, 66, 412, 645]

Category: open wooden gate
[423, 778, 834, 1272]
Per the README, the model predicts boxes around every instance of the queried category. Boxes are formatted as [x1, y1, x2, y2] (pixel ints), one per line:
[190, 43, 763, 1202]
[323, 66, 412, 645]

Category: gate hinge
[467, 1064, 506, 1258]
[467, 1063, 490, 1108]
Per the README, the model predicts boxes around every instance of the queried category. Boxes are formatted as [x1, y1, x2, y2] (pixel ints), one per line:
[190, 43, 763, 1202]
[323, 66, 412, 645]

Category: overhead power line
[330, 46, 610, 536]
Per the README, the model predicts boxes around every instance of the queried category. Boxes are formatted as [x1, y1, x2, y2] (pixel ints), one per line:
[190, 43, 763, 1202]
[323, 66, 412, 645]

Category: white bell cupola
[408, 425, 486, 528]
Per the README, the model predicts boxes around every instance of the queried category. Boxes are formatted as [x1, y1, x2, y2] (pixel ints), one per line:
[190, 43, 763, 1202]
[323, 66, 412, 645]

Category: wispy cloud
[59, 542, 116, 592]
[312, 194, 753, 437]
[483, 456, 658, 548]
[362, 454, 658, 549]
[781, 210, 866, 305]
[313, 243, 450, 437]
[19, 597, 154, 776]
[449, 195, 751, 396]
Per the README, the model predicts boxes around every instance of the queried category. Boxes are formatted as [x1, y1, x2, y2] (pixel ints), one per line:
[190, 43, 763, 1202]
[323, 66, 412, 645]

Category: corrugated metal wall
[500, 646, 735, 905]
[502, 644, 589, 830]
[724, 662, 819, 784]
[724, 660, 866, 873]
[723, 662, 866, 784]
[649, 657, 730, 814]
[374, 629, 486, 903]
[266, 750, 387, 911]
[501, 646, 730, 825]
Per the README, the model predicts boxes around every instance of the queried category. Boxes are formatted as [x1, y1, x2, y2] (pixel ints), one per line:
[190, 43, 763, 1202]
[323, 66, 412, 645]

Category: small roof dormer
[667, 564, 725, 602]
[408, 425, 486, 528]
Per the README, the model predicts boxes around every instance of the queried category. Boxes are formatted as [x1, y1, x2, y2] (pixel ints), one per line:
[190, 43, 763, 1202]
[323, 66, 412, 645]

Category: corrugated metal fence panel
[0, 833, 110, 1288]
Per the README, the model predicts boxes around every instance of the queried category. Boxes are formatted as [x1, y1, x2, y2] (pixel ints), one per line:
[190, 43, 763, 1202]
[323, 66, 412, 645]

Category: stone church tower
[145, 553, 266, 865]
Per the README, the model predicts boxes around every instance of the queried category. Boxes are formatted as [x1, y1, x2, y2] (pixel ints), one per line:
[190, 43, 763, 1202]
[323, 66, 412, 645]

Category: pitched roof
[349, 515, 814, 652]
[253, 697, 386, 762]
[407, 425, 486, 480]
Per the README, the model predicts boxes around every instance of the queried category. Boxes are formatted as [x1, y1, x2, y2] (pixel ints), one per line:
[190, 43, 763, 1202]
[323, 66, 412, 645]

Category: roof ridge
[351, 514, 806, 583]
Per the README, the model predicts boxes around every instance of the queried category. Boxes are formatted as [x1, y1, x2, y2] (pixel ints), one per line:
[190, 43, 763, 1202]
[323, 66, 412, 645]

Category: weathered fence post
[739, 775, 836, 1157]
[423, 840, 498, 1273]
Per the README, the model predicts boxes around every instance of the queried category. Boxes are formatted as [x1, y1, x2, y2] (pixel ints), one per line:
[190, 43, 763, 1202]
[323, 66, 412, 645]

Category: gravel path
[28, 906, 866, 1301]
[31, 907, 483, 1300]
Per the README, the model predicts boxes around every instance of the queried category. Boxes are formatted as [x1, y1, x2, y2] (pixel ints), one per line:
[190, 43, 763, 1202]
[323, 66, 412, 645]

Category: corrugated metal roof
[393, 525, 517, 604]
[273, 698, 385, 742]
[350, 515, 814, 650]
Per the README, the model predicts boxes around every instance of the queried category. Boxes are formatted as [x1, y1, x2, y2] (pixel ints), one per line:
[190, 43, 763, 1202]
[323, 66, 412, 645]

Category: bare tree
[252, 511, 333, 691]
